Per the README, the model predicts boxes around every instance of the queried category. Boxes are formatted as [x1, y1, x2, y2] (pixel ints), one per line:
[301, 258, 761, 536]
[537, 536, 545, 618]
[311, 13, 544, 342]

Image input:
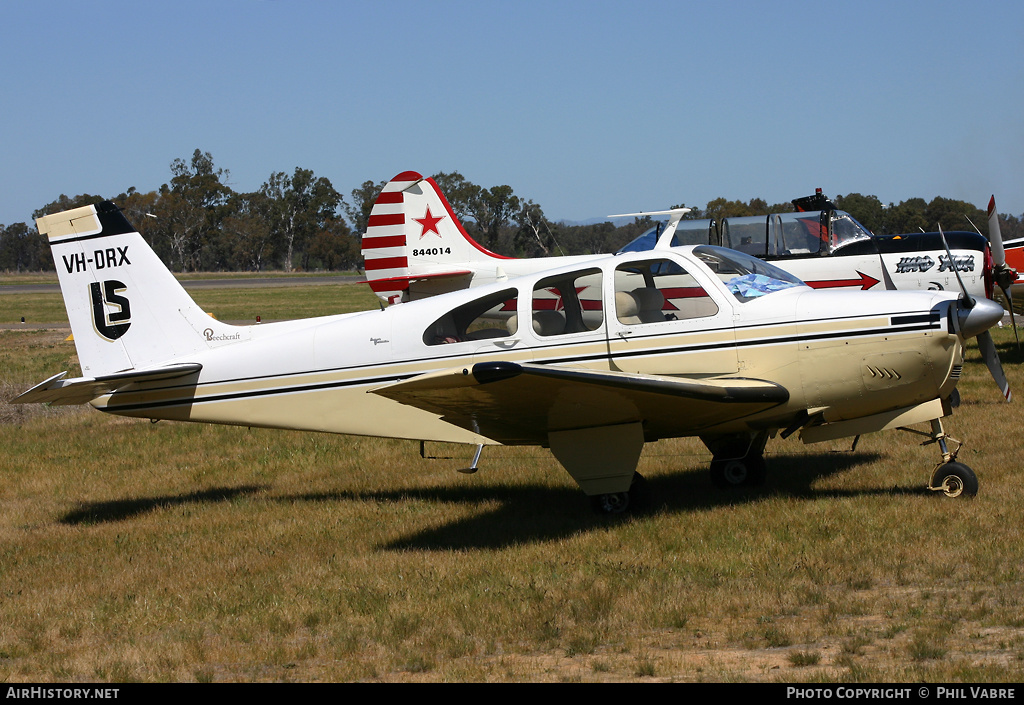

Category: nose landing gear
[900, 418, 978, 498]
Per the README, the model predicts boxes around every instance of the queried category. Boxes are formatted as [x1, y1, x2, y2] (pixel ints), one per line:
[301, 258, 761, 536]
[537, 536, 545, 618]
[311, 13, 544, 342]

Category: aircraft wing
[371, 361, 789, 445]
[12, 363, 202, 406]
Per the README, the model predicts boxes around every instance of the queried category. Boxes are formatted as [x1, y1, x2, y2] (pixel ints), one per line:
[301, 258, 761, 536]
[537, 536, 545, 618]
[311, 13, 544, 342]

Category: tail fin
[361, 171, 512, 304]
[38, 201, 249, 377]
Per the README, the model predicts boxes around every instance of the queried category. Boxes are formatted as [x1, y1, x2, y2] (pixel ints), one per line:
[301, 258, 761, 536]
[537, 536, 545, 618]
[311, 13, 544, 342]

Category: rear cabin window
[423, 288, 519, 345]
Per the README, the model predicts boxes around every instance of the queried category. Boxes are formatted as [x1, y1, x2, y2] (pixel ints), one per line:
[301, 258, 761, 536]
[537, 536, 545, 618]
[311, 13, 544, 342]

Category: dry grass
[0, 279, 379, 325]
[1, 309, 1023, 682]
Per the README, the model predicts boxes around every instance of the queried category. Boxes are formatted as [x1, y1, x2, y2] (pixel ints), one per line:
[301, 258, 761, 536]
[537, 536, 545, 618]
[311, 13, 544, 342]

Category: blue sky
[2, 0, 1022, 229]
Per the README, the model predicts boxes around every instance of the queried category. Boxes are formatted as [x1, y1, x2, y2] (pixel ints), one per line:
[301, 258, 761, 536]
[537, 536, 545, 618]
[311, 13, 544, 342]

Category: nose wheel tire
[930, 462, 978, 498]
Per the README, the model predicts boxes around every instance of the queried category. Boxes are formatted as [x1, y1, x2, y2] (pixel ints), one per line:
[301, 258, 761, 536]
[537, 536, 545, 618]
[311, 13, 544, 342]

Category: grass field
[0, 272, 378, 325]
[1, 279, 1023, 682]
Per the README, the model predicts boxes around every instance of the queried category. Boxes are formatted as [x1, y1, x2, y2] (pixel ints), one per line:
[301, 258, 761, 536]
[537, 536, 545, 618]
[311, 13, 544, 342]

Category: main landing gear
[590, 472, 648, 515]
[703, 431, 769, 490]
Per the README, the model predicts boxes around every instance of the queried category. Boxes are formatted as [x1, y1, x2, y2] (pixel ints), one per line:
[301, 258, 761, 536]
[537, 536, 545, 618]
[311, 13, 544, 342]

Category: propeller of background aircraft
[985, 196, 1019, 347]
[939, 223, 1012, 402]
[966, 197, 1019, 347]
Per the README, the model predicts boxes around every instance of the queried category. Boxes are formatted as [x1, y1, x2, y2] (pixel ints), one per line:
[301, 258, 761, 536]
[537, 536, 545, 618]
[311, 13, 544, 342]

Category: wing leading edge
[372, 361, 790, 445]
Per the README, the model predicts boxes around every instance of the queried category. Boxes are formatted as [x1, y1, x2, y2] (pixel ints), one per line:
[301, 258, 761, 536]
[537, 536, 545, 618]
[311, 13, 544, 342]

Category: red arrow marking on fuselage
[804, 271, 880, 290]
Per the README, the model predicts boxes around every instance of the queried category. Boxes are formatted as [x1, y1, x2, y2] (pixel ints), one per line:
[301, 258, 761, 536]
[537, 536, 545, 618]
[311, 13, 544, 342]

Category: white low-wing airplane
[14, 201, 1005, 512]
[362, 173, 1015, 402]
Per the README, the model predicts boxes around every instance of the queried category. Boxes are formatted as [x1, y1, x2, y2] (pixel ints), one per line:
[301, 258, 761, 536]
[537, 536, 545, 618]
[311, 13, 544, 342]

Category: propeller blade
[944, 221, 1012, 398]
[985, 197, 1019, 347]
[938, 223, 975, 308]
[977, 330, 1012, 402]
[988, 195, 1006, 267]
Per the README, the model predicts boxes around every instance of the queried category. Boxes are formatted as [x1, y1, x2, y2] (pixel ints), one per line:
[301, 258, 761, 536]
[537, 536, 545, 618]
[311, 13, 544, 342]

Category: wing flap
[12, 363, 202, 406]
[372, 361, 789, 444]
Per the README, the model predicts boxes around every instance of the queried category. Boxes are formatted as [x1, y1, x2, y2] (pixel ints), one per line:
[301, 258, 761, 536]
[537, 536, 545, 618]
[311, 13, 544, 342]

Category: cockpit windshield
[830, 211, 874, 251]
[614, 208, 873, 258]
[692, 245, 806, 302]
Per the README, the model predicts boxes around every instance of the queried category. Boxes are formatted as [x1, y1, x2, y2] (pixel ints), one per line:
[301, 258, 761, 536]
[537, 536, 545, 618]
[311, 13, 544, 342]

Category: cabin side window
[721, 216, 769, 257]
[530, 269, 603, 336]
[613, 258, 719, 324]
[423, 288, 519, 345]
[771, 212, 825, 256]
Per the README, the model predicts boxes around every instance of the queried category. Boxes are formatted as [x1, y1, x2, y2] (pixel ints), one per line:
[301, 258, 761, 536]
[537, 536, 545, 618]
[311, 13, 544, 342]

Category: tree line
[2, 148, 1021, 273]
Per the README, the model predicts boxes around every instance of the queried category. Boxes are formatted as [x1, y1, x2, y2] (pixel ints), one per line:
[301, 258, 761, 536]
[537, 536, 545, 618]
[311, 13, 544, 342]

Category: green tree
[882, 198, 929, 236]
[260, 168, 344, 272]
[471, 184, 520, 252]
[219, 191, 277, 271]
[305, 224, 359, 271]
[513, 199, 557, 256]
[0, 222, 50, 271]
[112, 187, 162, 259]
[156, 150, 233, 271]
[924, 197, 986, 234]
[835, 193, 886, 234]
[345, 179, 387, 236]
[703, 197, 756, 222]
[431, 172, 481, 224]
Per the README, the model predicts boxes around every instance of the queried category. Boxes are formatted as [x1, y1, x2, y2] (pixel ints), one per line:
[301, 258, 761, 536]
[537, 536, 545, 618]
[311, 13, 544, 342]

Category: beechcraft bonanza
[362, 173, 1016, 402]
[13, 200, 1006, 512]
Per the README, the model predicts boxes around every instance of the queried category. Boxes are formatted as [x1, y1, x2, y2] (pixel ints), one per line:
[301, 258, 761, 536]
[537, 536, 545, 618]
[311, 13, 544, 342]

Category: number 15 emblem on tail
[90, 280, 131, 340]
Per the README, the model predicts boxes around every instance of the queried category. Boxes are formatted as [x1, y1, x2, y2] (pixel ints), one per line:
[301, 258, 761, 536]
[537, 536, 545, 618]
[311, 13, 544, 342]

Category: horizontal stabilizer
[372, 361, 789, 444]
[12, 363, 202, 406]
[366, 269, 474, 299]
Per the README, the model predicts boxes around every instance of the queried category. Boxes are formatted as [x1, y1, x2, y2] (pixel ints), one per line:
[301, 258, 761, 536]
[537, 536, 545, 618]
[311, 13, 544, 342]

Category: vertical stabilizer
[39, 201, 250, 377]
[361, 171, 511, 304]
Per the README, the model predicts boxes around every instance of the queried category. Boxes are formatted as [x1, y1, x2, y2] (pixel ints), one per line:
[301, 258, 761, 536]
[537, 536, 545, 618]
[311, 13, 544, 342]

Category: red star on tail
[415, 207, 444, 238]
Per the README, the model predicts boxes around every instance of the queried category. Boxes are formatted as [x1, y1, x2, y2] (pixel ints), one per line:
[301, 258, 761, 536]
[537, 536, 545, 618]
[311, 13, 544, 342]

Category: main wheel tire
[710, 456, 766, 489]
[931, 462, 978, 498]
[591, 491, 630, 515]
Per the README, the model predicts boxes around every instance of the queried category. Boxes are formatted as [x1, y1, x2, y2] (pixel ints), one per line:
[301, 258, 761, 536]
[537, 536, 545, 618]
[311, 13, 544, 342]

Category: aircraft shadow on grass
[57, 450, 936, 550]
[58, 485, 267, 525]
[366, 450, 936, 550]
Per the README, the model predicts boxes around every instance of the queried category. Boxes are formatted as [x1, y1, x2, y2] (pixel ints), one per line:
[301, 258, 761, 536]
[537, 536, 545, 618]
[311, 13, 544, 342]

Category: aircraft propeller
[966, 198, 1019, 346]
[939, 223, 1012, 402]
[985, 196, 1019, 347]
